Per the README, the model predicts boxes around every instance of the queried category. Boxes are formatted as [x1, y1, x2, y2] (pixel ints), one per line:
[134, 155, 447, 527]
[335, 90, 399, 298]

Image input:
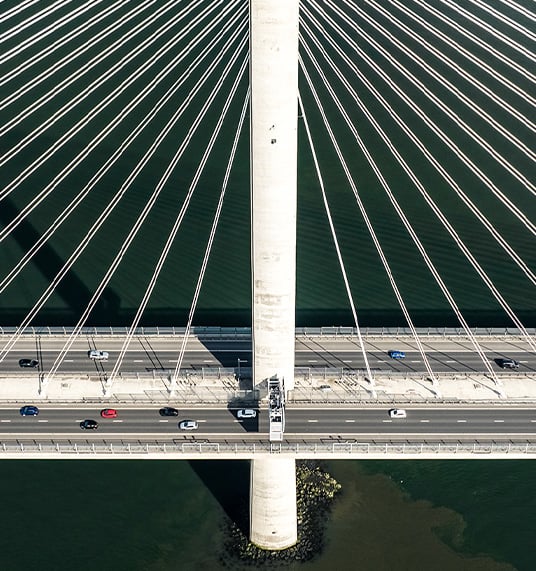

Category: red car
[100, 408, 118, 419]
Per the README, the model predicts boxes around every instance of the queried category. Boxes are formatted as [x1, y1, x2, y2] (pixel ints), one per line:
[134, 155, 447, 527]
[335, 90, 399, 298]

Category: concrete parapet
[250, 457, 297, 549]
[4, 439, 536, 459]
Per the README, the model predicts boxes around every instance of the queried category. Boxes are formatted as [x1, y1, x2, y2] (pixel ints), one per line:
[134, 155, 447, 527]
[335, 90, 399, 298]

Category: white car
[179, 420, 198, 430]
[389, 408, 407, 419]
[237, 409, 257, 419]
[88, 350, 109, 360]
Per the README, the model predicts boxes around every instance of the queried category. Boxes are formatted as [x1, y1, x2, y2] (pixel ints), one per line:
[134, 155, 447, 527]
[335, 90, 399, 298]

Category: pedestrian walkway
[292, 371, 536, 404]
[1, 368, 535, 404]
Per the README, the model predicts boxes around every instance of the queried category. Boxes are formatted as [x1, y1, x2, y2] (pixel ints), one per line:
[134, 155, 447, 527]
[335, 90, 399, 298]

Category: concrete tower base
[250, 457, 298, 549]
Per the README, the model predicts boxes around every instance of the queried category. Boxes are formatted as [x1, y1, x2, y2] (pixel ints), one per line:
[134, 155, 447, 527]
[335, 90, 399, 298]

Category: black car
[19, 359, 38, 368]
[159, 407, 179, 417]
[497, 358, 519, 370]
[80, 419, 99, 430]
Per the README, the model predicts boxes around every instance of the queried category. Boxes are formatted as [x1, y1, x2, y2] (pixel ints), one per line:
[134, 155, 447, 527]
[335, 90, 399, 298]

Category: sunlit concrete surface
[250, 0, 299, 393]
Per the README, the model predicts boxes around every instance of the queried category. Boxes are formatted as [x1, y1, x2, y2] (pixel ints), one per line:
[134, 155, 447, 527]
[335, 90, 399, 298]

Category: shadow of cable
[0, 197, 121, 322]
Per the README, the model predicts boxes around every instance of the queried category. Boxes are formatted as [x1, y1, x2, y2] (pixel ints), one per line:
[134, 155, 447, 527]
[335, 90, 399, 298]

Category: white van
[88, 350, 109, 360]
[389, 408, 407, 419]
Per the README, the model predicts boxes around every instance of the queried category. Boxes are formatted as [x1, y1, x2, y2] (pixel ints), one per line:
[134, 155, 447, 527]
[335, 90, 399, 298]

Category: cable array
[0, 0, 533, 389]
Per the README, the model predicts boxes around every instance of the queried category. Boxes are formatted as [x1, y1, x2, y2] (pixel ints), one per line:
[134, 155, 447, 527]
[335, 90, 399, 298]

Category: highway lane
[1, 335, 534, 376]
[2, 407, 536, 436]
[2, 347, 534, 374]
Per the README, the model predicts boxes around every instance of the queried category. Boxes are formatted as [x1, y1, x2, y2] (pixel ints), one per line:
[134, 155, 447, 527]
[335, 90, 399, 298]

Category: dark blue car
[19, 405, 39, 416]
[388, 350, 406, 359]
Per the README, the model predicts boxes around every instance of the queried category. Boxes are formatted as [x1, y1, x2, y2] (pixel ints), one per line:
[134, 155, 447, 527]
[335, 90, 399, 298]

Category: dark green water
[0, 1, 535, 570]
[0, 0, 534, 326]
[0, 459, 533, 571]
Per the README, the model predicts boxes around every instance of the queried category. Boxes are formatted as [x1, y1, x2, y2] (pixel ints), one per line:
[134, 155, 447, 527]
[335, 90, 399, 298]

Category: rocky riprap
[220, 461, 341, 568]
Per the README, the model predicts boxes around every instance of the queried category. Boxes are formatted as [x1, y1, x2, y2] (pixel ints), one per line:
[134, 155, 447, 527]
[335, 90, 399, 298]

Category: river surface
[0, 459, 534, 570]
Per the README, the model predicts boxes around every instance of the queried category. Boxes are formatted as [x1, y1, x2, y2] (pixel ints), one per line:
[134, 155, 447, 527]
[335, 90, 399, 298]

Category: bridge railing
[0, 326, 533, 337]
[1, 439, 536, 457]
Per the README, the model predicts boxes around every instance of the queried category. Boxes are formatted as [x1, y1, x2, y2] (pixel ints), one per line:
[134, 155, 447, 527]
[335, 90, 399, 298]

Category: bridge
[0, 0, 534, 552]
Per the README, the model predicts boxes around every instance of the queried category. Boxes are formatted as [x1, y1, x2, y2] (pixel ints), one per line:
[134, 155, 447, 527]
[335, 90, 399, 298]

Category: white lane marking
[133, 359, 143, 363]
[343, 360, 352, 363]
[159, 420, 169, 423]
[197, 419, 207, 423]
[494, 420, 505, 423]
[382, 420, 392, 423]
[308, 360, 318, 363]
[377, 360, 386, 363]
[446, 360, 455, 363]
[168, 359, 178, 362]
[457, 420, 467, 423]
[64, 359, 74, 362]
[307, 419, 318, 423]
[112, 420, 123, 423]
[531, 420, 536, 423]
[410, 360, 421, 363]
[203, 360, 214, 363]
[37, 419, 48, 423]
[0, 420, 11, 423]
[420, 420, 430, 423]
[345, 419, 355, 423]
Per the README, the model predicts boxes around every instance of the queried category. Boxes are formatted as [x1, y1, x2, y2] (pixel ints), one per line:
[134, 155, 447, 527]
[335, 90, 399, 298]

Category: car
[179, 420, 198, 430]
[497, 358, 519, 370]
[88, 350, 109, 360]
[389, 408, 407, 419]
[159, 407, 179, 417]
[237, 409, 257, 419]
[80, 419, 98, 430]
[388, 350, 406, 359]
[100, 408, 117, 418]
[19, 405, 39, 416]
[18, 359, 39, 368]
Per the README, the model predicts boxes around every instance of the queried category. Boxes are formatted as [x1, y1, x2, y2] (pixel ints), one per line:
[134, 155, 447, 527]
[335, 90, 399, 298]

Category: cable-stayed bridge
[0, 0, 534, 550]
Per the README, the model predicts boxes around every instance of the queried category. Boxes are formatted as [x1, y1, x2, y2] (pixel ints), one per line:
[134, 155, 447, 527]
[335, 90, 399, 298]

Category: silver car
[88, 350, 109, 360]
[237, 409, 257, 419]
[179, 420, 198, 430]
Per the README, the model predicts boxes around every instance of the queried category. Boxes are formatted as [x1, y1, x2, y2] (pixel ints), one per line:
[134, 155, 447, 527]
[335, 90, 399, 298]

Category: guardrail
[1, 439, 536, 457]
[0, 326, 532, 337]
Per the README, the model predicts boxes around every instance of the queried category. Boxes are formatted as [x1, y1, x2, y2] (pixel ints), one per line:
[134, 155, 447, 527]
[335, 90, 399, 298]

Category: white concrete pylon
[249, 0, 299, 552]
[250, 0, 299, 393]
